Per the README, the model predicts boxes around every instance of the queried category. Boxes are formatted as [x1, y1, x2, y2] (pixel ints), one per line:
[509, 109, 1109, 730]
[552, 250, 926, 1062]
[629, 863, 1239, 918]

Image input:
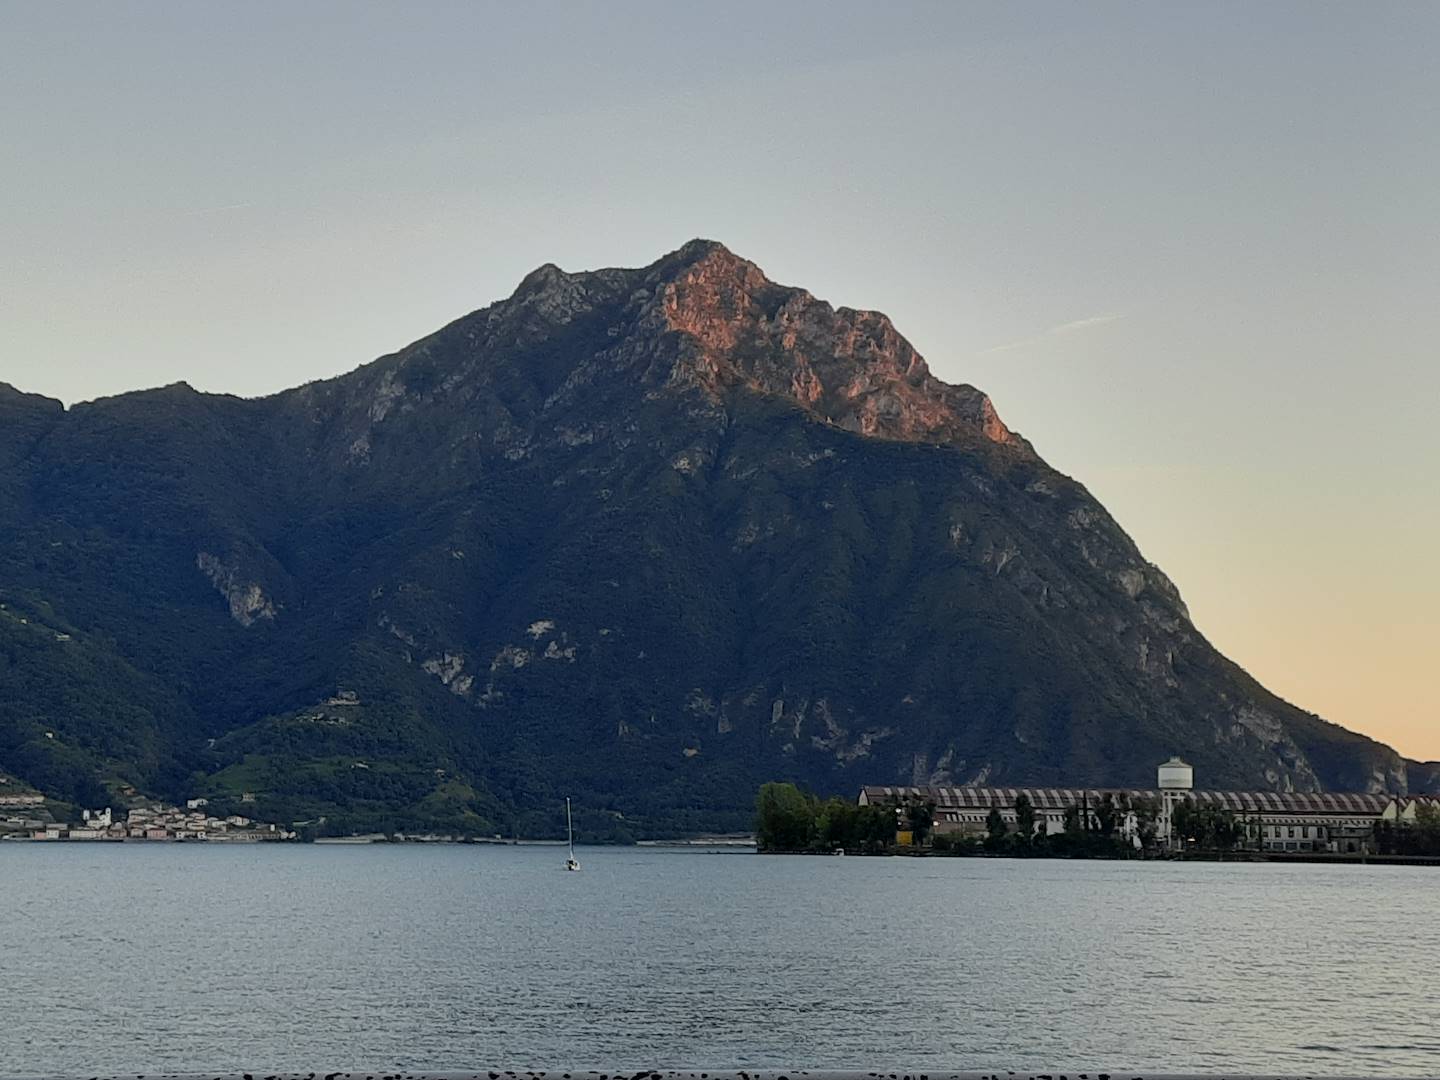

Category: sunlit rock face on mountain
[0, 241, 1433, 836]
[645, 240, 1025, 447]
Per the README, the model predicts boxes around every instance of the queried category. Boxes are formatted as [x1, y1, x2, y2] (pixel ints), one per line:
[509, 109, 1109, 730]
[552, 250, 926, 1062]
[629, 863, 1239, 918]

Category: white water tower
[1158, 756, 1194, 791]
[1157, 757, 1193, 847]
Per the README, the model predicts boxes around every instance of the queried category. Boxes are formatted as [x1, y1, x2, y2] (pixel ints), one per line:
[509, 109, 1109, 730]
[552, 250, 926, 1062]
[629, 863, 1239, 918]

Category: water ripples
[0, 846, 1436, 1074]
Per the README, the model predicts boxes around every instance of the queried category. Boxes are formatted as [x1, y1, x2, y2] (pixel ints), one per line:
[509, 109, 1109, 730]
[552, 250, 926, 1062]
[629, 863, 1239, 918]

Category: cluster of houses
[0, 795, 295, 842]
[860, 757, 1440, 854]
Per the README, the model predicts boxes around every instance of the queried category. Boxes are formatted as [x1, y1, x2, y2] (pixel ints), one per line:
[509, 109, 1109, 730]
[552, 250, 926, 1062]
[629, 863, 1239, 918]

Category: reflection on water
[2, 844, 1436, 1074]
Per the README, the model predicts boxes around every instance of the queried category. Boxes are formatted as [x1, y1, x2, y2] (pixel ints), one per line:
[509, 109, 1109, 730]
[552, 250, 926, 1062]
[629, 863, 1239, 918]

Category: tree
[754, 784, 899, 854]
[985, 804, 1007, 841]
[863, 801, 898, 851]
[1171, 797, 1239, 852]
[1014, 793, 1036, 842]
[1171, 797, 1197, 846]
[1212, 808, 1239, 850]
[1415, 803, 1440, 853]
[904, 796, 935, 846]
[1094, 792, 1118, 838]
[1375, 803, 1440, 856]
[816, 796, 894, 853]
[1127, 794, 1161, 850]
[755, 782, 814, 852]
[812, 799, 839, 850]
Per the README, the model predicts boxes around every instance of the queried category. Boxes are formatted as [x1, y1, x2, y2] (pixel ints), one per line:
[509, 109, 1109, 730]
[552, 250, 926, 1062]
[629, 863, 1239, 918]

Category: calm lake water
[1, 844, 1437, 1075]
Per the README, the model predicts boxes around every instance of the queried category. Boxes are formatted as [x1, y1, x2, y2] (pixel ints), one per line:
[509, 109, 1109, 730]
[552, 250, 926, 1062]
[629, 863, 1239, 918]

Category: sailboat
[564, 797, 580, 871]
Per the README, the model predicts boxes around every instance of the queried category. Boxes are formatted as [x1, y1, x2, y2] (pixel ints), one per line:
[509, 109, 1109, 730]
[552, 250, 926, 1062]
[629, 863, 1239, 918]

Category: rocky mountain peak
[505, 261, 603, 327]
[632, 240, 1028, 450]
[412, 240, 1026, 453]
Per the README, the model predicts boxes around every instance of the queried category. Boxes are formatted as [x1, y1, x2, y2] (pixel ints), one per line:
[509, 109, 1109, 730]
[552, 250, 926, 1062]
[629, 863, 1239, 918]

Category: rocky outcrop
[195, 553, 276, 627]
[650, 241, 1026, 448]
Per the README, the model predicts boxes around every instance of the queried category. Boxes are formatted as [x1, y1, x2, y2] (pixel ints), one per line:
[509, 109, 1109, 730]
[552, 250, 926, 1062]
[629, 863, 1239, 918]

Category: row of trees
[758, 784, 1440, 860]
[931, 791, 1163, 857]
[1170, 799, 1244, 850]
[1374, 804, 1440, 855]
[754, 782, 896, 852]
[757, 783, 1167, 858]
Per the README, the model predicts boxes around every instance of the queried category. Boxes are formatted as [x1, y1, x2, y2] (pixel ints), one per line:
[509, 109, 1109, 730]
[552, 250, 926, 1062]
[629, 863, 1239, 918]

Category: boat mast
[566, 797, 575, 859]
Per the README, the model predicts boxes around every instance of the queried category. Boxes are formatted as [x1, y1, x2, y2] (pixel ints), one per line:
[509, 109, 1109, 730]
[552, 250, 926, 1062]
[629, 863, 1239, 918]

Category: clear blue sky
[3, 2, 1437, 759]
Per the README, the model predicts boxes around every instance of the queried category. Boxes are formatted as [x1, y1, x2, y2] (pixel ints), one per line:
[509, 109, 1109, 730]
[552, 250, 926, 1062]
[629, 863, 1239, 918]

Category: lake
[1, 845, 1436, 1075]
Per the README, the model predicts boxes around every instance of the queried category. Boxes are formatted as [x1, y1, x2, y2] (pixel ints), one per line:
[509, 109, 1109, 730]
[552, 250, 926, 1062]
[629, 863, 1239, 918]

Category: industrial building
[859, 757, 1439, 853]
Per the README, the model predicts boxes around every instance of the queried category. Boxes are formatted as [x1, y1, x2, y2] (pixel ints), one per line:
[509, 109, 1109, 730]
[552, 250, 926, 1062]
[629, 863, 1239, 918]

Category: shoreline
[758, 847, 1440, 866]
[2, 834, 758, 848]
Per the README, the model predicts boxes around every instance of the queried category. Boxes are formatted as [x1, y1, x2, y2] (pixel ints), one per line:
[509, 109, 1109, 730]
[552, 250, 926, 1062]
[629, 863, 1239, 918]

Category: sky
[2, 2, 1437, 760]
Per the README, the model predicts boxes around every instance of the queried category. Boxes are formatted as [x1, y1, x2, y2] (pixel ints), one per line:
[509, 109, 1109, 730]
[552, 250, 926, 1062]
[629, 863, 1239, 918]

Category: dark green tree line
[754, 782, 897, 853]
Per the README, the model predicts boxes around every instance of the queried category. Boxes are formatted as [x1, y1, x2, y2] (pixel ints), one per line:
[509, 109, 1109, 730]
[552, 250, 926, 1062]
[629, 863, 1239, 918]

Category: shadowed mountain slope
[2, 241, 1433, 836]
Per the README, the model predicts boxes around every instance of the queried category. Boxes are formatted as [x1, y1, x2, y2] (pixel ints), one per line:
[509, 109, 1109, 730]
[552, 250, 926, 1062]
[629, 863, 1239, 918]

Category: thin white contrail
[980, 312, 1124, 354]
[179, 201, 253, 217]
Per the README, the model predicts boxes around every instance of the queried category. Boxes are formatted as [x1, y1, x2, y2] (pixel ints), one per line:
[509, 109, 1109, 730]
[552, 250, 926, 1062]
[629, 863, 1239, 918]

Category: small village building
[81, 807, 112, 829]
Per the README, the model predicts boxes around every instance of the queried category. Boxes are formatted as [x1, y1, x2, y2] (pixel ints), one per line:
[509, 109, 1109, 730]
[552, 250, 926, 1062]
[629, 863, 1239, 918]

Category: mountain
[1, 240, 1434, 837]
